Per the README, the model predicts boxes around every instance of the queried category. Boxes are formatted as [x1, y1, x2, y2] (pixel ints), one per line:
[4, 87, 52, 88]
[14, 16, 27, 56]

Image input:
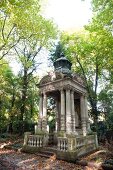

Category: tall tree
[14, 19, 57, 132]
[0, 59, 17, 132]
[60, 28, 112, 123]
[0, 0, 54, 59]
[0, 0, 58, 133]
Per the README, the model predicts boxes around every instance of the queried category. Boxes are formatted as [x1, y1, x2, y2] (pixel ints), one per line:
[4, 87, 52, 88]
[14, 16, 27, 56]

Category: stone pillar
[55, 99, 59, 132]
[24, 132, 31, 145]
[60, 89, 65, 131]
[85, 96, 88, 120]
[71, 90, 78, 135]
[38, 93, 43, 130]
[85, 96, 91, 132]
[66, 88, 72, 134]
[42, 92, 47, 131]
[80, 95, 87, 136]
[58, 101, 61, 131]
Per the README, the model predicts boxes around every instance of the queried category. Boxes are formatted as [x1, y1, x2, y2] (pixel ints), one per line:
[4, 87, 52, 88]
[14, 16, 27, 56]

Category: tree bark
[20, 67, 28, 134]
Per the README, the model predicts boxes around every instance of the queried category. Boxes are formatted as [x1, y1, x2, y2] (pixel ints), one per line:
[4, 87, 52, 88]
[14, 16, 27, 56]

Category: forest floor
[0, 134, 113, 170]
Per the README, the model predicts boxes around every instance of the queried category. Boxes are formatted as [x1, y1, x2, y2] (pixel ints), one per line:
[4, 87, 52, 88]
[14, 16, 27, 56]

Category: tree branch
[2, 15, 7, 42]
[95, 56, 99, 95]
[28, 62, 42, 76]
[6, 24, 15, 40]
[31, 46, 42, 62]
[0, 43, 6, 51]
[0, 38, 20, 60]
[14, 46, 21, 58]
[74, 53, 94, 108]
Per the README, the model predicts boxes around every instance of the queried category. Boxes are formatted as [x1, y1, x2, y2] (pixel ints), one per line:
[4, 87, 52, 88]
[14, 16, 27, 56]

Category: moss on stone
[35, 130, 48, 135]
[57, 131, 66, 137]
[22, 145, 42, 153]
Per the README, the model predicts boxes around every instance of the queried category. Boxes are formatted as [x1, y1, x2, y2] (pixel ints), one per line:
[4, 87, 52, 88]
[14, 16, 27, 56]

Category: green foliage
[0, 0, 58, 134]
[99, 88, 113, 130]
[0, 58, 40, 134]
[88, 0, 113, 128]
[12, 120, 35, 133]
[58, 10, 113, 123]
[107, 112, 113, 130]
[0, 0, 57, 59]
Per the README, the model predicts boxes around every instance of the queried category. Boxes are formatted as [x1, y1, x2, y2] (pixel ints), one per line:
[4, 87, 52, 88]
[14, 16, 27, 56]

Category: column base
[73, 131, 78, 136]
[82, 119, 87, 136]
[57, 131, 66, 137]
[42, 117, 47, 131]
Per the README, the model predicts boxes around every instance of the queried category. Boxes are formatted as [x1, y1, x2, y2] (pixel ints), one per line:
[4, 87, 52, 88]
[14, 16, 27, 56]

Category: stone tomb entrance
[38, 80, 86, 136]
[46, 90, 82, 136]
[23, 54, 98, 162]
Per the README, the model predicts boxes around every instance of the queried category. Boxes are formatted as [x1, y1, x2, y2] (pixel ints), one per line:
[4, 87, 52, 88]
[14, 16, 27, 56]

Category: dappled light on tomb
[23, 53, 98, 161]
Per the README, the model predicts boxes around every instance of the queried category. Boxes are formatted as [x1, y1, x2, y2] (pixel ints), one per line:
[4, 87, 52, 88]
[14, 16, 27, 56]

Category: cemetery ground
[0, 134, 113, 170]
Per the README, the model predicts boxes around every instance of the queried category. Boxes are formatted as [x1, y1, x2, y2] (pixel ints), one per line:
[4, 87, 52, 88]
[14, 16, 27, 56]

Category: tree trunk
[20, 67, 28, 134]
[75, 54, 99, 125]
[7, 86, 16, 134]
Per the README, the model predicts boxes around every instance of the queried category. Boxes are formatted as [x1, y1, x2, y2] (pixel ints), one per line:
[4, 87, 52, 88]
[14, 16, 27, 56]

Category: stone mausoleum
[23, 53, 98, 162]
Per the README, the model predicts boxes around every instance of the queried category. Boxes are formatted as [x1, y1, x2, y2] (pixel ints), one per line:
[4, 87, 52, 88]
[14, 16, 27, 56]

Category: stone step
[44, 146, 57, 152]
[36, 150, 55, 158]
[35, 153, 51, 158]
[40, 150, 55, 155]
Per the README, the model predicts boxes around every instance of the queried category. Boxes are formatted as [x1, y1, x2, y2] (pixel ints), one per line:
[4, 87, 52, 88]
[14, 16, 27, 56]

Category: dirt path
[0, 148, 83, 170]
[0, 162, 7, 170]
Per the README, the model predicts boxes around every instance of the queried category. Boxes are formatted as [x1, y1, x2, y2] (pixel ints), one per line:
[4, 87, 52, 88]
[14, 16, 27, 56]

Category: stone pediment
[39, 73, 86, 95]
[39, 72, 66, 86]
[72, 73, 84, 85]
[39, 72, 84, 86]
[39, 75, 51, 85]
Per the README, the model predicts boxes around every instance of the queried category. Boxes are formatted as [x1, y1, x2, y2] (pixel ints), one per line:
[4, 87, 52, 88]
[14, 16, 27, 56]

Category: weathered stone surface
[23, 54, 98, 162]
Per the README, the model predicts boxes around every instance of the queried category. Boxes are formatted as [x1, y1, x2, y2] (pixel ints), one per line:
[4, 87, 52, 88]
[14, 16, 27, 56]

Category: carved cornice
[39, 72, 85, 86]
[39, 77, 87, 95]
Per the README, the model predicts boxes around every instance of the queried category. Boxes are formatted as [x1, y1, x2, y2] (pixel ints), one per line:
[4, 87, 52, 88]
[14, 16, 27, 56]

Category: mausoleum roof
[39, 72, 84, 87]
[38, 53, 85, 94]
[53, 53, 72, 75]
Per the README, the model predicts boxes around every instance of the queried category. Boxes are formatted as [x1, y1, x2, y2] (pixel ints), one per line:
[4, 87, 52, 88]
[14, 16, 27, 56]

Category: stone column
[38, 93, 43, 130]
[66, 88, 72, 134]
[58, 101, 61, 131]
[85, 96, 91, 132]
[42, 92, 47, 131]
[71, 90, 78, 135]
[55, 99, 59, 132]
[80, 95, 87, 136]
[85, 96, 88, 120]
[60, 89, 65, 131]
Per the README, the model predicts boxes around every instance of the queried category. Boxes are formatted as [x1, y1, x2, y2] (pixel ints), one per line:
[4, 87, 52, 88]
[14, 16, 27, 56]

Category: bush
[91, 121, 107, 142]
[12, 120, 35, 134]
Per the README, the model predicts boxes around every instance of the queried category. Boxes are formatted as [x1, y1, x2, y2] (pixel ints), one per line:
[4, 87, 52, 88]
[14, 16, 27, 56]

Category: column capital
[43, 91, 47, 95]
[80, 94, 85, 98]
[60, 88, 64, 92]
[64, 84, 71, 90]
[70, 90, 74, 94]
[43, 92, 47, 99]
